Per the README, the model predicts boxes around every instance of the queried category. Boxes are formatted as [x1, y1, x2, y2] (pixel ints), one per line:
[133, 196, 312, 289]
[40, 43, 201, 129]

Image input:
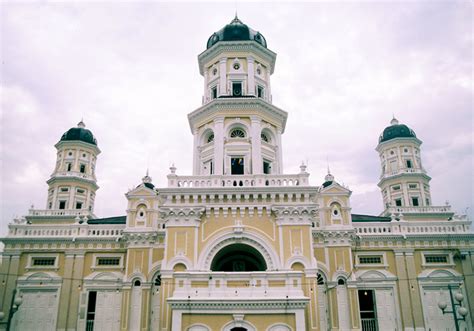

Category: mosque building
[0, 16, 473, 331]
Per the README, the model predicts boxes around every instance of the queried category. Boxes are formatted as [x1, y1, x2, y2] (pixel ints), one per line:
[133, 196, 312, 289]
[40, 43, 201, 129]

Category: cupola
[60, 120, 98, 146]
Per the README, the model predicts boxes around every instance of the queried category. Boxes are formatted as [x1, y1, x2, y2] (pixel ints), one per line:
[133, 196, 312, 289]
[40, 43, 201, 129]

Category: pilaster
[213, 117, 225, 175]
[219, 58, 227, 95]
[250, 116, 262, 174]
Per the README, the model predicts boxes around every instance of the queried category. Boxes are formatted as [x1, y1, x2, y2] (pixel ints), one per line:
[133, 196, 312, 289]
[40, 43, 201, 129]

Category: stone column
[394, 249, 424, 331]
[57, 254, 74, 331]
[250, 116, 262, 174]
[460, 250, 474, 318]
[203, 70, 208, 103]
[67, 254, 85, 331]
[219, 58, 227, 95]
[192, 129, 200, 175]
[276, 128, 283, 174]
[0, 252, 20, 328]
[213, 117, 225, 175]
[247, 56, 255, 95]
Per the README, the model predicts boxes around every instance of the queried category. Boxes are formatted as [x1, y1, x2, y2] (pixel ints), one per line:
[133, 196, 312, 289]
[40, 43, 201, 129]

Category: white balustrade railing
[172, 271, 305, 299]
[168, 173, 309, 188]
[7, 223, 124, 238]
[28, 209, 93, 217]
[385, 206, 452, 214]
[353, 220, 470, 236]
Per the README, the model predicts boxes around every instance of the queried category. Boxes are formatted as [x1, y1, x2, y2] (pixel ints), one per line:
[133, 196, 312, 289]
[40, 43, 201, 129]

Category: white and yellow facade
[0, 16, 473, 331]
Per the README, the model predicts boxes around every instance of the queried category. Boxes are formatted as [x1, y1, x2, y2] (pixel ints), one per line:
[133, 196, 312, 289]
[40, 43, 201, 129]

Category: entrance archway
[210, 243, 267, 272]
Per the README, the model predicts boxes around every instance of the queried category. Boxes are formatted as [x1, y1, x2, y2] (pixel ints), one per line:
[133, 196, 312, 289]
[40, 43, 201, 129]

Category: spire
[77, 119, 86, 128]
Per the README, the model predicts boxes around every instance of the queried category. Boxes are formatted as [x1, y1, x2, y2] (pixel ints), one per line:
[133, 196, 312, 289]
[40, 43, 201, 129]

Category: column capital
[247, 56, 255, 63]
[219, 57, 227, 64]
[250, 116, 261, 123]
[214, 116, 225, 124]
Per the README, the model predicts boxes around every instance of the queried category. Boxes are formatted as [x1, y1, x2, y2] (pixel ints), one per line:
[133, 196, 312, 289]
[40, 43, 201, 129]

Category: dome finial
[77, 119, 86, 128]
[142, 169, 152, 184]
[390, 115, 399, 126]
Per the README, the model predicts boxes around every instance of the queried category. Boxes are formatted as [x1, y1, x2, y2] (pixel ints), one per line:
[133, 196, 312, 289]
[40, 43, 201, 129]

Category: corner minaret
[376, 118, 432, 213]
[189, 16, 287, 177]
[45, 120, 100, 216]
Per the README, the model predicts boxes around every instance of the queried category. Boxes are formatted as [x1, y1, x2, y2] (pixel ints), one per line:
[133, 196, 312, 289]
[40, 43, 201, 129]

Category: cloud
[0, 2, 472, 234]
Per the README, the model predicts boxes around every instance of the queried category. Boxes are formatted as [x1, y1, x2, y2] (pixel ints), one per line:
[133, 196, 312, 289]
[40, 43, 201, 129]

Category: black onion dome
[379, 118, 416, 143]
[207, 16, 267, 49]
[60, 121, 97, 146]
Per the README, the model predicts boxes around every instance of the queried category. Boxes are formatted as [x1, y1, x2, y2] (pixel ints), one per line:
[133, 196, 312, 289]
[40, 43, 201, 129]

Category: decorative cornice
[167, 298, 308, 310]
[187, 98, 288, 134]
[198, 41, 277, 75]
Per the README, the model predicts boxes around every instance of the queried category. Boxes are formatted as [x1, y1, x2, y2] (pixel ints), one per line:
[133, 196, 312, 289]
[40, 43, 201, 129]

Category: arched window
[230, 128, 246, 138]
[211, 244, 266, 272]
[317, 273, 325, 285]
[261, 132, 269, 143]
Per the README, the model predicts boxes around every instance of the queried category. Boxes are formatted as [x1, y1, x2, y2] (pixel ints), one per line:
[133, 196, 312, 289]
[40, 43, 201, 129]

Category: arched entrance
[210, 243, 267, 272]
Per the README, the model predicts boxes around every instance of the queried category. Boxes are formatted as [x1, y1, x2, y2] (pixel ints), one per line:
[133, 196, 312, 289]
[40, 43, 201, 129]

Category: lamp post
[437, 285, 469, 331]
[0, 288, 23, 331]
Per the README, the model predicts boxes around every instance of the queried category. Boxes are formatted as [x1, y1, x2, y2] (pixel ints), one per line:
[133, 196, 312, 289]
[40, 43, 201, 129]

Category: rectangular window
[231, 157, 244, 175]
[425, 255, 448, 263]
[87, 291, 97, 324]
[426, 198, 430, 206]
[263, 161, 271, 174]
[77, 188, 85, 194]
[67, 163, 72, 171]
[59, 200, 67, 209]
[210, 161, 214, 175]
[232, 82, 242, 97]
[392, 185, 401, 191]
[80, 164, 86, 173]
[76, 202, 83, 209]
[359, 256, 382, 264]
[60, 187, 69, 192]
[32, 257, 56, 266]
[48, 202, 52, 209]
[412, 197, 419, 206]
[408, 184, 418, 189]
[257, 85, 264, 98]
[406, 160, 413, 168]
[211, 86, 217, 99]
[97, 257, 121, 266]
[395, 199, 402, 207]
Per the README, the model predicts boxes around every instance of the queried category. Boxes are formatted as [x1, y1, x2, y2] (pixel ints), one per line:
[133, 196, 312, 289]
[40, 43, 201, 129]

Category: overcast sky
[1, 1, 472, 236]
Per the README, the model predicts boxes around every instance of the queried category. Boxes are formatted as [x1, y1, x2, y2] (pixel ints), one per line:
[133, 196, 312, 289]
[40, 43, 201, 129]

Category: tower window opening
[232, 82, 242, 97]
[211, 243, 267, 272]
[67, 163, 72, 171]
[80, 164, 86, 173]
[211, 86, 217, 99]
[210, 161, 214, 175]
[207, 133, 214, 143]
[426, 198, 430, 206]
[48, 202, 52, 209]
[230, 128, 246, 138]
[395, 199, 402, 207]
[263, 160, 271, 174]
[59, 200, 67, 209]
[76, 202, 83, 209]
[231, 157, 244, 175]
[406, 159, 413, 168]
[257, 85, 264, 98]
[261, 132, 269, 143]
[412, 197, 419, 206]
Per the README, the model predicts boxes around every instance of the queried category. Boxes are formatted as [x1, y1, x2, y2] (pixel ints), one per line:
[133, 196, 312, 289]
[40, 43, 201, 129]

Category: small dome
[207, 15, 267, 49]
[379, 118, 416, 143]
[60, 120, 97, 146]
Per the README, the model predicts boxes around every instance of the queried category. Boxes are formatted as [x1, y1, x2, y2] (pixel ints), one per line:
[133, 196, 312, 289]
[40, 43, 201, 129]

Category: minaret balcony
[383, 205, 453, 215]
[53, 170, 96, 182]
[379, 167, 427, 180]
[27, 208, 93, 217]
[168, 173, 309, 189]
